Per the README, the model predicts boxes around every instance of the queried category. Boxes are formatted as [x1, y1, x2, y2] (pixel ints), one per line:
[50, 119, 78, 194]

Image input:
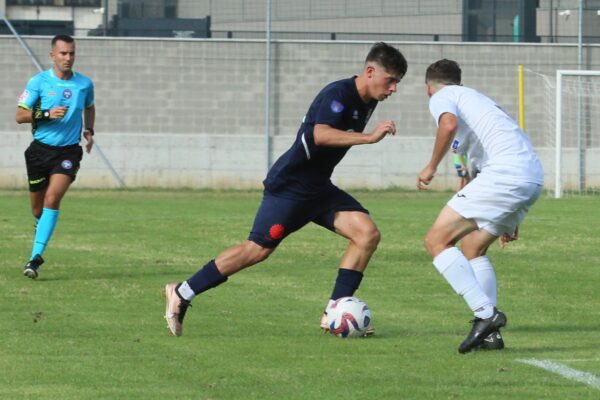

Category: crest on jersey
[62, 89, 73, 99]
[61, 160, 73, 170]
[330, 100, 344, 113]
[19, 90, 29, 103]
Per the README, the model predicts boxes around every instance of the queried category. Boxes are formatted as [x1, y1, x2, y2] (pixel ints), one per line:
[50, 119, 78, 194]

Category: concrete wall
[1, 36, 599, 190]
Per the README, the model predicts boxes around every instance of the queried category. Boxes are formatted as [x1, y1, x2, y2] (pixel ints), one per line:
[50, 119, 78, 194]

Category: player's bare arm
[313, 120, 396, 147]
[417, 112, 458, 190]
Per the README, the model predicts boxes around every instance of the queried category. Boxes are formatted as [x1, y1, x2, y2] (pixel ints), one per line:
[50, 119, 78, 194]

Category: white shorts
[447, 172, 543, 237]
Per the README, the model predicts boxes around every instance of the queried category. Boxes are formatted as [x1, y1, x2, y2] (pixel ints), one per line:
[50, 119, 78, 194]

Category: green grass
[1, 189, 599, 399]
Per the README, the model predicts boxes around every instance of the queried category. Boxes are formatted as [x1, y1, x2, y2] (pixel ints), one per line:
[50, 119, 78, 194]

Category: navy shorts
[248, 187, 369, 248]
[24, 140, 83, 192]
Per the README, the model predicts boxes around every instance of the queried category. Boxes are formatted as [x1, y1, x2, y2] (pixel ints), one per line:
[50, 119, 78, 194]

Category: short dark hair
[52, 34, 75, 47]
[425, 59, 461, 85]
[365, 42, 407, 77]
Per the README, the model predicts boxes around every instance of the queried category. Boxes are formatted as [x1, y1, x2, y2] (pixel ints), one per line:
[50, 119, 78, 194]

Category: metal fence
[4, 0, 600, 43]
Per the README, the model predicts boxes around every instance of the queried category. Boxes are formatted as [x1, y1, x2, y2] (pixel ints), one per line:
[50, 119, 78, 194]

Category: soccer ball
[326, 296, 372, 338]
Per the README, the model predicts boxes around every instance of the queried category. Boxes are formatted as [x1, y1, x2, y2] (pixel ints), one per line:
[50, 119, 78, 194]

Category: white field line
[518, 358, 600, 390]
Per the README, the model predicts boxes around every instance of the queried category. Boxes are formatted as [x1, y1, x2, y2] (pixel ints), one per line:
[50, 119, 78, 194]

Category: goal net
[531, 70, 600, 198]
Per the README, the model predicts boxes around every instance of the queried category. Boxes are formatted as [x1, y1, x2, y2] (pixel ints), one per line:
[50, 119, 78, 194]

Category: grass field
[1, 189, 599, 399]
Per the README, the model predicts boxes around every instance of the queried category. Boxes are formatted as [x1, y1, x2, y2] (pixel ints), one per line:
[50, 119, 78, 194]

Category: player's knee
[253, 248, 272, 264]
[43, 194, 62, 209]
[354, 225, 380, 251]
[368, 227, 381, 249]
[244, 243, 273, 264]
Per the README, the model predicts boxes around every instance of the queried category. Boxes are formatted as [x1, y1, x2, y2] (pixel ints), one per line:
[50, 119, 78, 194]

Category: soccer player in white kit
[417, 59, 544, 354]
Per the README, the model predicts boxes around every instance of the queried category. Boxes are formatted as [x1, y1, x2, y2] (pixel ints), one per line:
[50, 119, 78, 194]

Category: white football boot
[164, 283, 191, 336]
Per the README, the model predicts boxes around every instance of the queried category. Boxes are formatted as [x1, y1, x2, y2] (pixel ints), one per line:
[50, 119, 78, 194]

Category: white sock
[433, 247, 494, 319]
[177, 281, 196, 301]
[326, 299, 336, 313]
[470, 255, 497, 306]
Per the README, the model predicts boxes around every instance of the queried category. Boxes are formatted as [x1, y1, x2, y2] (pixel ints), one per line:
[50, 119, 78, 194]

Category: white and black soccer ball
[326, 296, 372, 338]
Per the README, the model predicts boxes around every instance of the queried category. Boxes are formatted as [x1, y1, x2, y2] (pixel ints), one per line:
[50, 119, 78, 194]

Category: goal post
[555, 70, 600, 198]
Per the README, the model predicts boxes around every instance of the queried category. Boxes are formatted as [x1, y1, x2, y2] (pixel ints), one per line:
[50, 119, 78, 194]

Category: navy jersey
[264, 77, 377, 199]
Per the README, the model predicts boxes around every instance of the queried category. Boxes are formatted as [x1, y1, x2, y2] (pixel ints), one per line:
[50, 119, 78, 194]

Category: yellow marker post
[518, 64, 525, 130]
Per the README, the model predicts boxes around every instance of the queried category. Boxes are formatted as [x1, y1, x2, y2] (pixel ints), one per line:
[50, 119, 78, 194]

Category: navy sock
[330, 268, 364, 300]
[186, 260, 228, 296]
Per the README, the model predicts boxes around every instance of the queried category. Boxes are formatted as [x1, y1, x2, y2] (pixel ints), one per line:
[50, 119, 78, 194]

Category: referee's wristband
[33, 109, 51, 121]
[83, 128, 95, 136]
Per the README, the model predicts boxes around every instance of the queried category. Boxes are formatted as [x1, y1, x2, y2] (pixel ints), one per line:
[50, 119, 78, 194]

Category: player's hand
[83, 131, 94, 153]
[417, 165, 436, 190]
[50, 106, 69, 119]
[499, 226, 519, 248]
[368, 120, 396, 144]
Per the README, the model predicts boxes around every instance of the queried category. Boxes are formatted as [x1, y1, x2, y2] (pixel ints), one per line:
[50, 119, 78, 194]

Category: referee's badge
[61, 160, 73, 170]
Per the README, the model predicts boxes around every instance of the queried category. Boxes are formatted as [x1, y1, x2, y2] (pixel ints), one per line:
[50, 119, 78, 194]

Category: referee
[16, 34, 95, 279]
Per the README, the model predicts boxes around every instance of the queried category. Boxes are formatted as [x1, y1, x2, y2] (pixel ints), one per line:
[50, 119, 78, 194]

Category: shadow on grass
[509, 345, 597, 354]
[32, 268, 181, 282]
[509, 324, 600, 333]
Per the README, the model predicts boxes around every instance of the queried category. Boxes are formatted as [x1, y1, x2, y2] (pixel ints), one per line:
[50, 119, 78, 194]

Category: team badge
[62, 89, 73, 99]
[330, 100, 344, 113]
[19, 90, 29, 103]
[61, 160, 73, 170]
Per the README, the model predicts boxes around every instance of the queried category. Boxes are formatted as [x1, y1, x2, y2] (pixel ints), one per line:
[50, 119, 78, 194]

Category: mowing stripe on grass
[518, 358, 600, 390]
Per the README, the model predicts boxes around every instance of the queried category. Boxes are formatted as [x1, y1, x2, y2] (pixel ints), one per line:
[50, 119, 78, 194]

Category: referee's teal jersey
[18, 69, 94, 146]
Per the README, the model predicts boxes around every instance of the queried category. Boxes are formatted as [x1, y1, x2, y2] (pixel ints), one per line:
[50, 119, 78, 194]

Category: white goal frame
[555, 70, 600, 198]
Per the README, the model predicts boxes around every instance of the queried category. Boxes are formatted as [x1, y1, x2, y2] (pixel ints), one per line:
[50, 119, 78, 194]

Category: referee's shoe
[459, 308, 507, 354]
[23, 254, 44, 279]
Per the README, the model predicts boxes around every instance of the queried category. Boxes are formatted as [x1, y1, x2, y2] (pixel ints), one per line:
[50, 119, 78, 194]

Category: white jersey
[429, 85, 544, 184]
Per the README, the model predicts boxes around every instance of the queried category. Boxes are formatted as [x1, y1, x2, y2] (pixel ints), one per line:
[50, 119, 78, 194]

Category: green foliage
[1, 189, 599, 399]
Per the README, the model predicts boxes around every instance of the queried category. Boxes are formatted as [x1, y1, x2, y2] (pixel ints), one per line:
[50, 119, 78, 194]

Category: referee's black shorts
[24, 140, 83, 192]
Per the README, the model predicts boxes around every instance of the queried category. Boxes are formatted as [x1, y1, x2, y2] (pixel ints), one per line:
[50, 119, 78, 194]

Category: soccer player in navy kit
[16, 35, 95, 279]
[164, 42, 407, 336]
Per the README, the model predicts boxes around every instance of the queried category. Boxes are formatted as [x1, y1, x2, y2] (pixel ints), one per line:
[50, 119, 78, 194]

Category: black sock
[330, 268, 364, 300]
[187, 259, 228, 295]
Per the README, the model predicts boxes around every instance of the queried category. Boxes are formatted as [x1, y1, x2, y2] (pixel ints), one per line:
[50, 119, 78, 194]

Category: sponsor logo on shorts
[19, 90, 29, 102]
[330, 100, 344, 113]
[269, 224, 285, 240]
[457, 193, 466, 198]
[62, 89, 73, 99]
[29, 177, 46, 185]
[61, 160, 73, 170]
